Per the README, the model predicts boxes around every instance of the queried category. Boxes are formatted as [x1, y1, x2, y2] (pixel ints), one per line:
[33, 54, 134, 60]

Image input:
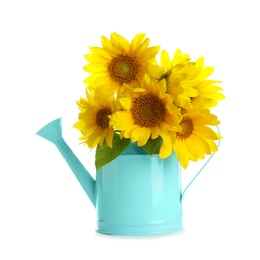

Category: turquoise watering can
[36, 117, 217, 236]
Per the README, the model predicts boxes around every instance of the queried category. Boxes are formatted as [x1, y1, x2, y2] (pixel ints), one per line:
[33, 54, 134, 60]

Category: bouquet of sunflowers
[73, 33, 225, 170]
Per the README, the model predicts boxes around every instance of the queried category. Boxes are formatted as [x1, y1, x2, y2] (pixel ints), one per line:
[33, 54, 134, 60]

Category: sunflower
[109, 74, 182, 158]
[188, 57, 225, 108]
[158, 49, 224, 110]
[158, 49, 199, 109]
[172, 108, 221, 168]
[83, 33, 161, 94]
[73, 90, 117, 148]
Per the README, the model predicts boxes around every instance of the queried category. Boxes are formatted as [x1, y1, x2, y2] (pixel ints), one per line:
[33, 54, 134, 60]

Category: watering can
[36, 117, 214, 236]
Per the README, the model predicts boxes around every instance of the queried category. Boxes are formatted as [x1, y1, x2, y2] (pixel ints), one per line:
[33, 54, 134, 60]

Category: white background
[1, 0, 260, 259]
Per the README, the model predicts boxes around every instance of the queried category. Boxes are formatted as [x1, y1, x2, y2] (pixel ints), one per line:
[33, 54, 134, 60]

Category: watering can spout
[36, 118, 96, 207]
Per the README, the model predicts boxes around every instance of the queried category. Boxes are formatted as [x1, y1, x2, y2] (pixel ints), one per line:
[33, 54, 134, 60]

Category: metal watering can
[36, 117, 217, 236]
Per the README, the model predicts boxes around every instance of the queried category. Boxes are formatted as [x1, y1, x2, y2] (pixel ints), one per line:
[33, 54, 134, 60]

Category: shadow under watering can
[36, 117, 219, 236]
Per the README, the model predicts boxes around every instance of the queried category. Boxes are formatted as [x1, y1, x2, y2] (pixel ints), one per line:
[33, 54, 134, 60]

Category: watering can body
[36, 118, 187, 235]
[96, 150, 182, 235]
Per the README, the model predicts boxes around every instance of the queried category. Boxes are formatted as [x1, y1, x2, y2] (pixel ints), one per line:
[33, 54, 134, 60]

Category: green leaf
[142, 137, 162, 155]
[95, 134, 131, 171]
[158, 70, 172, 82]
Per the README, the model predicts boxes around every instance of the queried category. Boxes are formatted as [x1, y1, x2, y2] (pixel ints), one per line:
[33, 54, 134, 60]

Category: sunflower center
[176, 117, 194, 140]
[131, 94, 166, 128]
[108, 55, 139, 85]
[96, 108, 112, 129]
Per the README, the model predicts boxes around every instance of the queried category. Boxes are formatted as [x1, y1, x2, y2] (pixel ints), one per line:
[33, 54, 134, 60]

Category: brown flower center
[176, 117, 194, 140]
[131, 94, 166, 128]
[108, 55, 139, 85]
[96, 108, 112, 129]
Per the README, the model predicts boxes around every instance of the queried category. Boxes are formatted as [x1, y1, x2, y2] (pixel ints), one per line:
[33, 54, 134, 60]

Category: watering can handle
[180, 126, 221, 202]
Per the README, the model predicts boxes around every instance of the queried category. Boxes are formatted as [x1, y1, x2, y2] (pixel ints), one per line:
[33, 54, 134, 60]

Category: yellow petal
[119, 97, 132, 109]
[88, 47, 111, 59]
[160, 50, 172, 71]
[101, 35, 118, 55]
[159, 133, 173, 158]
[124, 124, 139, 138]
[105, 128, 114, 148]
[130, 33, 146, 50]
[137, 128, 151, 146]
[111, 33, 130, 52]
[138, 46, 160, 61]
[109, 111, 133, 130]
[197, 67, 214, 80]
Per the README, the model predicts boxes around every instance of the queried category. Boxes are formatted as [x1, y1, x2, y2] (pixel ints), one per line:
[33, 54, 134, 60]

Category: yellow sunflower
[109, 74, 182, 158]
[73, 90, 117, 148]
[158, 49, 199, 109]
[83, 32, 161, 94]
[172, 108, 221, 169]
[189, 57, 225, 108]
[158, 49, 224, 110]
